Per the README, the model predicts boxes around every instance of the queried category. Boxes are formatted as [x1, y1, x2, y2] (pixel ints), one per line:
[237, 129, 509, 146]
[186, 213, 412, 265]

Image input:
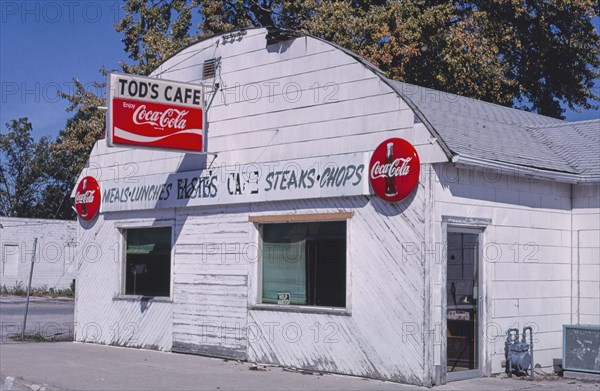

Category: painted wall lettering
[99, 153, 371, 213]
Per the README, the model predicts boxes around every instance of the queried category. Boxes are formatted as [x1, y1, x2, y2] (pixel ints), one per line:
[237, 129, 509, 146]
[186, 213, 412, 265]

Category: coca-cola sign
[75, 176, 101, 220]
[107, 73, 204, 152]
[369, 138, 420, 202]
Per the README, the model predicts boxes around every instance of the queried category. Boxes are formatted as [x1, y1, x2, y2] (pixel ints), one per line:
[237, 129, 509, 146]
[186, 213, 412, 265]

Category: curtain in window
[126, 227, 171, 255]
[262, 239, 306, 305]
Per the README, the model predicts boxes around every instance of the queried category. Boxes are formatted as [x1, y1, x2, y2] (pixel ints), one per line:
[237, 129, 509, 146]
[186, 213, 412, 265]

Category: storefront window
[261, 221, 346, 307]
[124, 227, 171, 297]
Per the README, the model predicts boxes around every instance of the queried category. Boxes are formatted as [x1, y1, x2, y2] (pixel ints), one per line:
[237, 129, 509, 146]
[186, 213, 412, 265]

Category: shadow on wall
[266, 39, 294, 54]
[370, 184, 420, 217]
[140, 296, 151, 313]
[248, 195, 370, 214]
[435, 164, 571, 211]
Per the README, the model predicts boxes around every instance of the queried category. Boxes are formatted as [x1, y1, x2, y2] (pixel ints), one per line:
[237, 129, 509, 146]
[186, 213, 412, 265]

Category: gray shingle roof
[530, 120, 600, 176]
[313, 34, 599, 180]
[387, 80, 600, 179]
[144, 31, 600, 182]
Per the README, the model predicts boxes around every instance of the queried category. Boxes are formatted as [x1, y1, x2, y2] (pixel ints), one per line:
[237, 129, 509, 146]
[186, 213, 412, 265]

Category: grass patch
[9, 332, 73, 342]
[1, 281, 74, 298]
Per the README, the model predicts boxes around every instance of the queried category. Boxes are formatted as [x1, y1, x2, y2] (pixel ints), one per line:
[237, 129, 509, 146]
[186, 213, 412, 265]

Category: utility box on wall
[563, 324, 600, 374]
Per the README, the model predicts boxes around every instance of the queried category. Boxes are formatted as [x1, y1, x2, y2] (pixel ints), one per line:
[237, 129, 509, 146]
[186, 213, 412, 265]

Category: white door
[446, 230, 481, 381]
[3, 244, 19, 277]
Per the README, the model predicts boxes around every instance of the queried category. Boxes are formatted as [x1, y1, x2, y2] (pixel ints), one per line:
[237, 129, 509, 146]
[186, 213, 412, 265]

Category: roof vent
[266, 26, 301, 45]
[202, 57, 220, 80]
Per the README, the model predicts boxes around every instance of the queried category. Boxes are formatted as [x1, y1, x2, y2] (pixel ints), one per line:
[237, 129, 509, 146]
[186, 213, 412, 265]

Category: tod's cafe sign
[74, 74, 420, 220]
[107, 73, 205, 152]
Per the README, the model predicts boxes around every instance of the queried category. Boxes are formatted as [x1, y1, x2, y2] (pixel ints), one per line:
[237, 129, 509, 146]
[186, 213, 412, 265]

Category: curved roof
[308, 34, 599, 182]
[155, 28, 600, 182]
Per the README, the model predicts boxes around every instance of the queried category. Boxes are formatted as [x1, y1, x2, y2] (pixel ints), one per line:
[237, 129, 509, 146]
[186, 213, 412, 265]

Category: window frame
[115, 221, 175, 301]
[250, 213, 352, 315]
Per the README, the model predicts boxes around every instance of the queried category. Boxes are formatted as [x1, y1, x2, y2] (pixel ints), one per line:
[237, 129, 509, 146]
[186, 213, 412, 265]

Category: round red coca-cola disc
[74, 176, 101, 220]
[369, 138, 420, 202]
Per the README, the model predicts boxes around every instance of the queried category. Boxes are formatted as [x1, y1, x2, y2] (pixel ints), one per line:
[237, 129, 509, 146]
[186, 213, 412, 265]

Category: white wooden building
[73, 28, 600, 386]
[0, 217, 77, 290]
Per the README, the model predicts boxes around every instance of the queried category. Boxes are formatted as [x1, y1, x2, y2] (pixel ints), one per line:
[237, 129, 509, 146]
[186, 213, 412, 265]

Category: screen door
[446, 232, 479, 375]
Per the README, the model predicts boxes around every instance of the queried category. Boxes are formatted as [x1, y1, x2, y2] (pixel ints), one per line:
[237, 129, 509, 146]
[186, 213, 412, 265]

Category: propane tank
[506, 327, 534, 377]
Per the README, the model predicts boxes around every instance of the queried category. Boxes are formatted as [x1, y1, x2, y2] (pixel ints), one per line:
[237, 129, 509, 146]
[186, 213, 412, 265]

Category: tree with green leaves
[0, 79, 106, 219]
[115, 0, 599, 118]
[6, 0, 596, 218]
[42, 78, 107, 219]
[0, 118, 52, 217]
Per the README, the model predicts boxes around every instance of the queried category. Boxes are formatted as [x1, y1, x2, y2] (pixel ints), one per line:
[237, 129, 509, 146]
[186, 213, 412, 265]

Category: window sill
[249, 304, 351, 316]
[112, 295, 172, 303]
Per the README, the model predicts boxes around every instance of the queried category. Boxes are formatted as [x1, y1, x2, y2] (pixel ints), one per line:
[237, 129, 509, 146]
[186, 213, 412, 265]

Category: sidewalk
[0, 342, 420, 391]
[0, 342, 598, 391]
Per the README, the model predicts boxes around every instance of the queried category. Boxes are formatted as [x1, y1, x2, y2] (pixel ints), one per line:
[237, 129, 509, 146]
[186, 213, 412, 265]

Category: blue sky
[0, 1, 598, 141]
[1, 1, 124, 140]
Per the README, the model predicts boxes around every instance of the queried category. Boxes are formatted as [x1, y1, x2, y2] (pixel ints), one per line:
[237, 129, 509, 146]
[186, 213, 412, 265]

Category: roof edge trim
[452, 155, 600, 184]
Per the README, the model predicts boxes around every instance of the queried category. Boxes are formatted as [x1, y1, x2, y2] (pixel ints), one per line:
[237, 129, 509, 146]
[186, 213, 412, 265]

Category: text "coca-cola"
[75, 190, 96, 205]
[369, 138, 420, 203]
[132, 105, 189, 130]
[370, 157, 413, 179]
[74, 176, 101, 221]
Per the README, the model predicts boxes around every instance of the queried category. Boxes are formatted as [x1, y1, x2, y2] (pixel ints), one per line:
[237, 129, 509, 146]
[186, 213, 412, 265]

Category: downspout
[569, 183, 581, 325]
[577, 230, 581, 325]
[569, 183, 581, 326]
[570, 184, 574, 325]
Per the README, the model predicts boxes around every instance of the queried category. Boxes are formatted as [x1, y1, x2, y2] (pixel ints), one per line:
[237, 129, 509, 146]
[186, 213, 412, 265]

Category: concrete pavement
[1, 342, 599, 391]
[435, 376, 599, 391]
[0, 342, 420, 390]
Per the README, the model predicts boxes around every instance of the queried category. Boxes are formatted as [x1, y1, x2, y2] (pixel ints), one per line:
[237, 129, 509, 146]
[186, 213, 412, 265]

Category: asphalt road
[0, 296, 74, 343]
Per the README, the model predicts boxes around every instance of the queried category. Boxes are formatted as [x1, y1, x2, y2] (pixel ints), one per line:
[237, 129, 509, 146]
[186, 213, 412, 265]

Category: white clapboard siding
[431, 165, 575, 372]
[572, 183, 600, 326]
[74, 211, 175, 351]
[172, 273, 249, 360]
[171, 204, 251, 360]
[74, 27, 442, 387]
[210, 53, 360, 95]
[73, 26, 600, 388]
[245, 193, 427, 384]
[209, 108, 406, 147]
[167, 190, 428, 381]
[146, 29, 423, 166]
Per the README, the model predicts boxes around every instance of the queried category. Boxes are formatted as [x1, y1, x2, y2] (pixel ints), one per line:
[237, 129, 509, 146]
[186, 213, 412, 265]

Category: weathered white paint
[73, 27, 599, 387]
[430, 165, 599, 377]
[0, 217, 76, 290]
[75, 28, 438, 385]
[572, 183, 600, 326]
[74, 210, 174, 351]
[246, 195, 427, 384]
[100, 152, 370, 212]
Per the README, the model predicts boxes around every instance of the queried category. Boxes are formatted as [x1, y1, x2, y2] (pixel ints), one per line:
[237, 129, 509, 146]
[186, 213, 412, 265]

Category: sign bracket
[202, 81, 221, 156]
[206, 153, 219, 170]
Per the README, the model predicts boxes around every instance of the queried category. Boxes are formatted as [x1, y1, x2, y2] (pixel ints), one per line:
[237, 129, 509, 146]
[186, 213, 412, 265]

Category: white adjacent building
[0, 217, 77, 290]
[72, 28, 599, 386]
